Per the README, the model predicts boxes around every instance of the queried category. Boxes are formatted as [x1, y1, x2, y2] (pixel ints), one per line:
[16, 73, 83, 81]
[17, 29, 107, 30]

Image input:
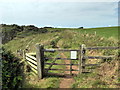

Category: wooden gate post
[82, 44, 86, 73]
[36, 44, 44, 79]
[79, 44, 86, 74]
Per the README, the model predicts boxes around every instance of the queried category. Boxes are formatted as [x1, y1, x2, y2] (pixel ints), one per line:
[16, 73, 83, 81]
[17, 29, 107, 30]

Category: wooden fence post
[79, 44, 86, 74]
[78, 45, 82, 74]
[36, 44, 44, 79]
[82, 44, 86, 73]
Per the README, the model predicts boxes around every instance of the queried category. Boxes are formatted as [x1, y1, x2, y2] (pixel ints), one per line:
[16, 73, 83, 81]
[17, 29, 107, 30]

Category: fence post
[78, 45, 83, 74]
[82, 44, 86, 73]
[36, 44, 44, 79]
[79, 44, 86, 74]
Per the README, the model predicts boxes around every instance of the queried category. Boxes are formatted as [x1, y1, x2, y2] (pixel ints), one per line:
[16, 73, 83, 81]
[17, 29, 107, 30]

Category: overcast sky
[0, 0, 119, 28]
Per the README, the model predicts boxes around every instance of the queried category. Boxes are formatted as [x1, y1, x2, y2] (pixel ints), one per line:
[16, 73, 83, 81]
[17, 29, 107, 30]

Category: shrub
[2, 48, 24, 89]
[38, 28, 48, 33]
[92, 80, 106, 88]
[22, 25, 38, 32]
[50, 36, 62, 48]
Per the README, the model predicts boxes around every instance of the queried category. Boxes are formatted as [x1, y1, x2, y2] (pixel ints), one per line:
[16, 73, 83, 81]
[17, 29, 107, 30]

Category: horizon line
[0, 23, 119, 29]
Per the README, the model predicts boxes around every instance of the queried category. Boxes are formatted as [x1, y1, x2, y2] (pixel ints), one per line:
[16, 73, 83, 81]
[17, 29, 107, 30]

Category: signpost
[70, 51, 77, 59]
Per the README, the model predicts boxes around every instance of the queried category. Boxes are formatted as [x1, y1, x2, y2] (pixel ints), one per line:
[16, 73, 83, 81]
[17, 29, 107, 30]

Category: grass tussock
[72, 57, 119, 88]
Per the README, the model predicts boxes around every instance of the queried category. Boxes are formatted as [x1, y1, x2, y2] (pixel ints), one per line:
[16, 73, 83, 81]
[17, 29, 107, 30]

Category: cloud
[0, 0, 119, 3]
[0, 1, 118, 27]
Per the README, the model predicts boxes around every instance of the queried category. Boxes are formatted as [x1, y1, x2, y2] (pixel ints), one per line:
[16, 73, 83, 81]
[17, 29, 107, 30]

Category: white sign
[70, 51, 77, 59]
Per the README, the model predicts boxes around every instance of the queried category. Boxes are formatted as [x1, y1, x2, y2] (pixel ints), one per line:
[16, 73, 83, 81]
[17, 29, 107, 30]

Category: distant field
[48, 26, 118, 39]
[79, 26, 118, 39]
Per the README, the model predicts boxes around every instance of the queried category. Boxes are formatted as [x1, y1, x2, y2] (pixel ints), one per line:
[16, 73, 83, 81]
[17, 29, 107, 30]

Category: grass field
[47, 26, 118, 39]
[76, 26, 118, 39]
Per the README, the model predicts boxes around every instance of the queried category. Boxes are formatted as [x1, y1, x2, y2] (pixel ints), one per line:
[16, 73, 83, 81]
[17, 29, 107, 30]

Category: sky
[0, 0, 119, 28]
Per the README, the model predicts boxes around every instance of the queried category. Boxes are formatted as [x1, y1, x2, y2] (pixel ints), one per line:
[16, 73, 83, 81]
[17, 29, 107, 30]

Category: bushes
[2, 24, 22, 44]
[1, 24, 48, 44]
[21, 25, 38, 32]
[2, 48, 24, 89]
[50, 36, 62, 48]
[21, 25, 48, 33]
[38, 28, 48, 33]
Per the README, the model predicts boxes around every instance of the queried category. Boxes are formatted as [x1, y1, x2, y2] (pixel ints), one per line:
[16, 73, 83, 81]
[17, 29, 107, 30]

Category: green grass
[72, 26, 118, 39]
[4, 26, 119, 88]
[4, 26, 118, 53]
[72, 58, 119, 88]
[72, 73, 110, 88]
[72, 73, 97, 88]
[44, 51, 65, 73]
[22, 51, 65, 88]
[48, 26, 118, 39]
[23, 73, 60, 88]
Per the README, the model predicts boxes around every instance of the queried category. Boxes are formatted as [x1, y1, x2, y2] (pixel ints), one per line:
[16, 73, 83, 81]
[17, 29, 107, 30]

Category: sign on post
[70, 51, 77, 59]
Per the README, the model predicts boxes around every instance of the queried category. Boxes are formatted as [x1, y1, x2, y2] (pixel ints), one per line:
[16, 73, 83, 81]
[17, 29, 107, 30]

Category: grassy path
[59, 53, 78, 88]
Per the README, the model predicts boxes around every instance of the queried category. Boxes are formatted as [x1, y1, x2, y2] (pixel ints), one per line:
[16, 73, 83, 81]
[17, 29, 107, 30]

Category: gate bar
[87, 47, 119, 50]
[45, 68, 78, 71]
[45, 58, 78, 60]
[43, 49, 79, 52]
[45, 63, 78, 65]
[85, 56, 115, 59]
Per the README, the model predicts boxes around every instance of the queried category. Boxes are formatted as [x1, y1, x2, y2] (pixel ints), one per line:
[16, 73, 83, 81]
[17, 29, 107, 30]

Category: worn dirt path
[59, 53, 78, 88]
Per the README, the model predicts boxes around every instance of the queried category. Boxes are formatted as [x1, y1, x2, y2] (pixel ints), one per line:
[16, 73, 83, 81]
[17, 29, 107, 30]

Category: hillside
[4, 26, 118, 53]
[2, 25, 119, 88]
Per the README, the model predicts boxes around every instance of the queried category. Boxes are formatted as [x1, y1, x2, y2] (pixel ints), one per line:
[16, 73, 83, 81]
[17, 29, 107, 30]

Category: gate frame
[35, 44, 119, 79]
[36, 44, 44, 79]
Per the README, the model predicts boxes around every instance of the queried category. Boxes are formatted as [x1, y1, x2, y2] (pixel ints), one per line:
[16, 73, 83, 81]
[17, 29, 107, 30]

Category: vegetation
[2, 47, 24, 89]
[2, 24, 119, 88]
[1, 24, 48, 44]
[23, 74, 60, 88]
[72, 58, 119, 88]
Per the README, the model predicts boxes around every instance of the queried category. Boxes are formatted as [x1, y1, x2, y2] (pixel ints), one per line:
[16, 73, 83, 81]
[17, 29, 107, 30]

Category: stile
[31, 71, 38, 76]
[26, 53, 37, 61]
[26, 57, 37, 65]
[30, 67, 38, 74]
[27, 52, 36, 55]
[26, 60, 37, 70]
